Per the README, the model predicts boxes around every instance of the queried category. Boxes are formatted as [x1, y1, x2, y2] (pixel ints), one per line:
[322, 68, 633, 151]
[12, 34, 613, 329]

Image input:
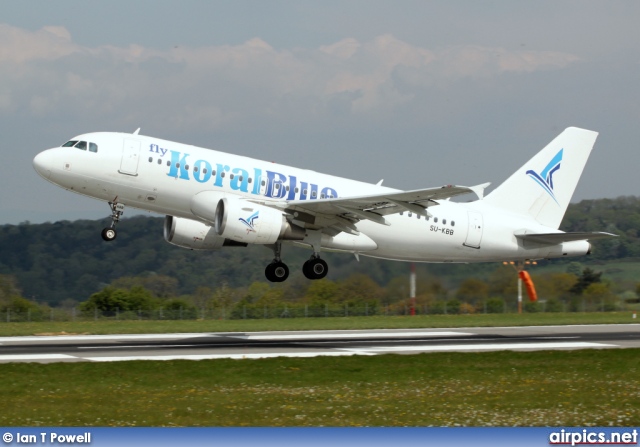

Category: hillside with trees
[0, 196, 638, 309]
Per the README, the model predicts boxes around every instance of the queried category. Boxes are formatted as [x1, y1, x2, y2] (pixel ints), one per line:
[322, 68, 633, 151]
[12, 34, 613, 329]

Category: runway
[0, 324, 638, 363]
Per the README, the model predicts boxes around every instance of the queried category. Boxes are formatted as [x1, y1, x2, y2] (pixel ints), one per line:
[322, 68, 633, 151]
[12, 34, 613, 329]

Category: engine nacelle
[214, 197, 304, 244]
[542, 240, 592, 258]
[164, 215, 240, 250]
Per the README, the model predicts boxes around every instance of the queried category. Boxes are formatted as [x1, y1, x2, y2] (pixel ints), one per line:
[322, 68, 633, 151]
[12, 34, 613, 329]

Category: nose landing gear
[101, 201, 125, 241]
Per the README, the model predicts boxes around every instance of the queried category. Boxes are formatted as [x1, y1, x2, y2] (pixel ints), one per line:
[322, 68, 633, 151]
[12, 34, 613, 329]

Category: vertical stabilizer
[483, 127, 598, 229]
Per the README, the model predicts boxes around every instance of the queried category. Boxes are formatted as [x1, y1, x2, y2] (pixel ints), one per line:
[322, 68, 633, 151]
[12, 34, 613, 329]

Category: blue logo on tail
[526, 149, 563, 203]
[239, 211, 259, 232]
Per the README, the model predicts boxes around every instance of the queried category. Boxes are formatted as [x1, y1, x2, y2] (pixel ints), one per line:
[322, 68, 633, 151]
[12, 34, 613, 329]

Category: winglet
[469, 182, 491, 200]
[133, 128, 141, 135]
[376, 179, 384, 186]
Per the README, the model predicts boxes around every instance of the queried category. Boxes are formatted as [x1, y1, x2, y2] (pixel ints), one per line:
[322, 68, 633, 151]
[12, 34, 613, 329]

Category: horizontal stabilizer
[515, 231, 617, 245]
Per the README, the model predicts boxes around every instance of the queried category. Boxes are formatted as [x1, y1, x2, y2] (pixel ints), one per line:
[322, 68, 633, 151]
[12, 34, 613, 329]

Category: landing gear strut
[101, 201, 125, 242]
[265, 242, 290, 282]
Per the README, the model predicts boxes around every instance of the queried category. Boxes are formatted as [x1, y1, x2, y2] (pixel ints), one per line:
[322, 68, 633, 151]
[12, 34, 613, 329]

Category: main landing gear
[265, 242, 290, 282]
[101, 201, 125, 242]
[264, 242, 328, 283]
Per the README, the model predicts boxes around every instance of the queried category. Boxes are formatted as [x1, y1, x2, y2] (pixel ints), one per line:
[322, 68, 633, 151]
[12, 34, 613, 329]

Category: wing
[515, 231, 618, 245]
[250, 183, 488, 236]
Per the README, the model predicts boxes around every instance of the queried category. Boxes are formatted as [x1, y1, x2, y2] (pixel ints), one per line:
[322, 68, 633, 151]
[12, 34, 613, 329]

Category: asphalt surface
[0, 324, 638, 363]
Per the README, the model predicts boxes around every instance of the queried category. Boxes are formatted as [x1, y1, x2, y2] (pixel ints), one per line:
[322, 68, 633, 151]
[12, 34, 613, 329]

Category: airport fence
[0, 297, 633, 322]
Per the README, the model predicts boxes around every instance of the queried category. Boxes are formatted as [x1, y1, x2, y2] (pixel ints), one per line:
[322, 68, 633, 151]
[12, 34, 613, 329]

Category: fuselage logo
[526, 149, 563, 203]
[239, 211, 259, 233]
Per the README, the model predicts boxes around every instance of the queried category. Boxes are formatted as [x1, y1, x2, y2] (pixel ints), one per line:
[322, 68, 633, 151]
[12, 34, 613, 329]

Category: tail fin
[483, 127, 598, 229]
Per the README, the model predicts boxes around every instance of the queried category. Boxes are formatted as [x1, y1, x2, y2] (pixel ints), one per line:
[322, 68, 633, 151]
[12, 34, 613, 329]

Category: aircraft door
[119, 139, 141, 176]
[463, 211, 483, 248]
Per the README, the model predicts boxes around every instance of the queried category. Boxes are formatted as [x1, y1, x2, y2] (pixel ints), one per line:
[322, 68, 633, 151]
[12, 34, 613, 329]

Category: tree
[455, 278, 489, 303]
[569, 268, 602, 295]
[338, 274, 383, 304]
[565, 262, 583, 277]
[79, 286, 158, 312]
[0, 274, 22, 303]
[304, 279, 340, 303]
[488, 265, 518, 299]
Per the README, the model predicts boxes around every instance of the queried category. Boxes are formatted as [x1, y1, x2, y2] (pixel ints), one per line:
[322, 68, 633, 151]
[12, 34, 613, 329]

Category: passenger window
[261, 180, 266, 186]
[434, 217, 438, 223]
[239, 175, 243, 181]
[408, 212, 412, 217]
[193, 166, 199, 173]
[443, 219, 447, 225]
[75, 141, 87, 150]
[203, 168, 208, 174]
[157, 159, 162, 164]
[221, 172, 225, 178]
[148, 157, 153, 162]
[321, 194, 325, 199]
[451, 221, 455, 227]
[230, 174, 234, 180]
[248, 178, 252, 183]
[312, 191, 317, 198]
[400, 211, 404, 216]
[62, 140, 78, 147]
[166, 161, 171, 166]
[89, 143, 98, 153]
[295, 187, 299, 193]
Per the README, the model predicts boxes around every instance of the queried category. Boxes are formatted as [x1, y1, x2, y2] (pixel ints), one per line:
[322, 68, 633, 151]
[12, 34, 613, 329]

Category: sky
[1, 0, 639, 224]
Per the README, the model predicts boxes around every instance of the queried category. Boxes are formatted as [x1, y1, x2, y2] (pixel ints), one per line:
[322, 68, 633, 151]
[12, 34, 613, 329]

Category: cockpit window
[89, 143, 98, 153]
[75, 141, 87, 150]
[62, 140, 78, 147]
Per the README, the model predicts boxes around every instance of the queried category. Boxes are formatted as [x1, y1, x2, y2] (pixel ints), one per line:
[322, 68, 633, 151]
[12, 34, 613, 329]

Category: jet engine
[214, 197, 304, 244]
[163, 215, 243, 250]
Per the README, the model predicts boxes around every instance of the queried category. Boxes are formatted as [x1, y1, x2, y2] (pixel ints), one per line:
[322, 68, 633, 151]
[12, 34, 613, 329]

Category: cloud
[0, 24, 581, 131]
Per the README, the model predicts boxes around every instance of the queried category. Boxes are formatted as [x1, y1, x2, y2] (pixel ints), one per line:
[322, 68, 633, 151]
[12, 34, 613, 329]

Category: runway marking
[78, 344, 201, 350]
[75, 342, 620, 363]
[230, 331, 473, 340]
[85, 351, 373, 362]
[0, 333, 211, 343]
[0, 354, 76, 361]
[343, 341, 615, 353]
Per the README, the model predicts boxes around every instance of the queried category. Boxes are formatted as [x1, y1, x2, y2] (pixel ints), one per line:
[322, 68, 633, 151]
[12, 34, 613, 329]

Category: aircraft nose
[33, 149, 56, 179]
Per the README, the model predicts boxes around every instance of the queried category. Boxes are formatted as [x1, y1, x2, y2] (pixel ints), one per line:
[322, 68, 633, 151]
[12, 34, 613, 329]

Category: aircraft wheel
[265, 261, 289, 282]
[303, 258, 328, 280]
[101, 228, 117, 241]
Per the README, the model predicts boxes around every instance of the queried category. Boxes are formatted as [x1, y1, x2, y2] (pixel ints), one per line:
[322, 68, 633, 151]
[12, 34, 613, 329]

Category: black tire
[303, 258, 328, 280]
[101, 227, 117, 241]
[265, 262, 289, 282]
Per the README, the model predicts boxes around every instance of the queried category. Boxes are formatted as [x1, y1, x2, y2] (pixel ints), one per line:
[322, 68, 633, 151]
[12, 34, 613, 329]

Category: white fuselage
[33, 132, 589, 264]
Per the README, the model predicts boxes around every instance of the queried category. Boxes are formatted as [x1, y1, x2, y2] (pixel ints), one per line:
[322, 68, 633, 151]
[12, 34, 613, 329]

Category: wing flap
[285, 184, 479, 220]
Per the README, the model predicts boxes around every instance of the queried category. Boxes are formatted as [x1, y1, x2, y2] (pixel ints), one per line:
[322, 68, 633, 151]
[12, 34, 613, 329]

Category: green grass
[0, 312, 637, 337]
[2, 349, 640, 426]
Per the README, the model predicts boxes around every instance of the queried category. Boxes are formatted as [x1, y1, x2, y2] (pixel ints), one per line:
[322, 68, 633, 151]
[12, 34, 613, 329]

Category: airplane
[32, 126, 616, 282]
